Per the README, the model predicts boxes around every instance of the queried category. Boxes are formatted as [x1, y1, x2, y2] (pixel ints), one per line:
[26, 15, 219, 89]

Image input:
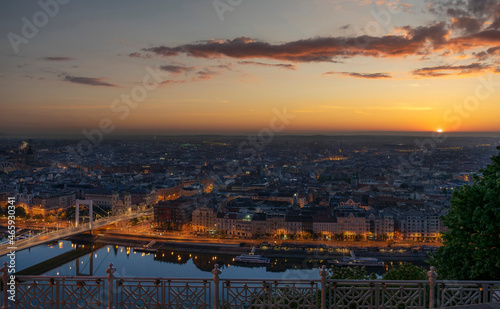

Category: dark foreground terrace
[1, 263, 499, 308]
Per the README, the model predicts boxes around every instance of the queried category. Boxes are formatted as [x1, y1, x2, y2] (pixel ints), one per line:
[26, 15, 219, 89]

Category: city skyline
[1, 0, 500, 137]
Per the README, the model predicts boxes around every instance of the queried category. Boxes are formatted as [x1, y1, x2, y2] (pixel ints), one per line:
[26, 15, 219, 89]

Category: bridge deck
[0, 209, 152, 256]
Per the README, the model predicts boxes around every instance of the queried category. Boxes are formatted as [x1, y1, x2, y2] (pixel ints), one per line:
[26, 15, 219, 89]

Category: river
[5, 240, 427, 280]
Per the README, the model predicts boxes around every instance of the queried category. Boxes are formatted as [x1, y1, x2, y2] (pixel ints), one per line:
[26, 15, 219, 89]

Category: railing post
[1, 262, 9, 309]
[482, 284, 489, 303]
[55, 277, 60, 309]
[106, 263, 116, 309]
[212, 264, 221, 309]
[427, 266, 438, 309]
[267, 281, 272, 307]
[319, 265, 328, 309]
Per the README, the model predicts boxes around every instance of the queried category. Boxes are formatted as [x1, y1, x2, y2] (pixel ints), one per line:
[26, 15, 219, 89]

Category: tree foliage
[382, 263, 427, 280]
[15, 206, 27, 218]
[329, 266, 377, 280]
[430, 146, 500, 280]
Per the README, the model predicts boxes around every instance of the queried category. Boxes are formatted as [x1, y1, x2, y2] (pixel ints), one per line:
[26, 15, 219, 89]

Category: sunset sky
[1, 0, 500, 136]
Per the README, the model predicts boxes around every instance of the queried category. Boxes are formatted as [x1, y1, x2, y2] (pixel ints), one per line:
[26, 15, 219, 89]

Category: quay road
[111, 220, 442, 249]
[103, 221, 442, 251]
[95, 231, 432, 262]
[0, 209, 153, 256]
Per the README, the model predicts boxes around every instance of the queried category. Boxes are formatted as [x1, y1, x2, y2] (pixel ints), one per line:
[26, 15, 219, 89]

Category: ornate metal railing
[1, 263, 499, 308]
[437, 281, 500, 306]
[116, 277, 211, 308]
[326, 280, 428, 309]
[15, 275, 105, 308]
[222, 279, 320, 308]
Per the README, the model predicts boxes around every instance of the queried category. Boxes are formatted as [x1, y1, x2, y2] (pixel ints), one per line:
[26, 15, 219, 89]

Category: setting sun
[437, 129, 444, 133]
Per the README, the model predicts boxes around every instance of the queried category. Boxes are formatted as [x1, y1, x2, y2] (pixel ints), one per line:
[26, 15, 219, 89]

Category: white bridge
[0, 199, 152, 256]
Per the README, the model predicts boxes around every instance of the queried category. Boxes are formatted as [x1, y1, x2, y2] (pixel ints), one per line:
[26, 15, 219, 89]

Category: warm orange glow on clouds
[1, 0, 500, 136]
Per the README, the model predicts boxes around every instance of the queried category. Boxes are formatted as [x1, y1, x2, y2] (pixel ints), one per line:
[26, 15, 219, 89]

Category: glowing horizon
[1, 1, 499, 137]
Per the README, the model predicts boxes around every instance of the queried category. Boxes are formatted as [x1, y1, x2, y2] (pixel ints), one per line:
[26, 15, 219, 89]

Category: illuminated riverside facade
[400, 210, 442, 242]
[192, 205, 216, 232]
[190, 204, 397, 240]
[185, 194, 449, 241]
[30, 191, 76, 216]
[162, 194, 442, 241]
[154, 198, 196, 230]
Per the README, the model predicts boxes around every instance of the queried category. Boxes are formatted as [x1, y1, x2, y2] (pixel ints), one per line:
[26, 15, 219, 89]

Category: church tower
[125, 188, 132, 210]
[351, 171, 359, 189]
[112, 187, 119, 210]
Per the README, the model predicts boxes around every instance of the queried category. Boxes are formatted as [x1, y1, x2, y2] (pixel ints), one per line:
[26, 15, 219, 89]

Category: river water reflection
[10, 241, 424, 280]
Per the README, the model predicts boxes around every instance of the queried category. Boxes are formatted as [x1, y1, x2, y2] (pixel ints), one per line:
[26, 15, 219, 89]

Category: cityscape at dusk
[1, 0, 499, 308]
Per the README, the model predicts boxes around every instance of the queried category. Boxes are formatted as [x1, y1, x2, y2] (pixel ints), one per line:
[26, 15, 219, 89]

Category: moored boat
[329, 250, 384, 267]
[235, 246, 270, 264]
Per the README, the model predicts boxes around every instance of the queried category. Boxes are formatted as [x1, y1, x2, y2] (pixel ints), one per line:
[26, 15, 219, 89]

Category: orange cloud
[141, 23, 451, 62]
[323, 71, 392, 79]
[412, 62, 492, 77]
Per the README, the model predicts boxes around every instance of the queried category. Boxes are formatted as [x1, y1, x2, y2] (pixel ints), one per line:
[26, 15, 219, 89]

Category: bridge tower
[75, 199, 93, 229]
